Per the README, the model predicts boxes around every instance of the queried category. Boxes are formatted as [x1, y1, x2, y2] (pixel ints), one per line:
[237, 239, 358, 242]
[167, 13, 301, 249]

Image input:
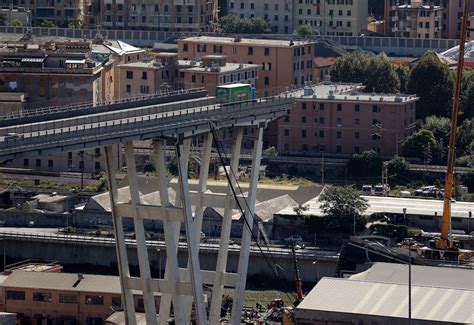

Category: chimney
[73, 273, 84, 287]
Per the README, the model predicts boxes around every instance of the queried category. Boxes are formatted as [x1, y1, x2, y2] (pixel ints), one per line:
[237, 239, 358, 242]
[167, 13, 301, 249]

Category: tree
[330, 52, 371, 85]
[461, 83, 474, 119]
[40, 20, 56, 28]
[217, 15, 271, 34]
[395, 64, 410, 93]
[318, 186, 369, 234]
[407, 51, 454, 119]
[457, 118, 474, 155]
[424, 115, 450, 143]
[400, 129, 437, 162]
[365, 53, 400, 93]
[385, 156, 408, 178]
[347, 150, 383, 178]
[293, 24, 320, 36]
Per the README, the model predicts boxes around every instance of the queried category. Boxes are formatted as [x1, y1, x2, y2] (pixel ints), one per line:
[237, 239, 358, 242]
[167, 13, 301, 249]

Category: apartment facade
[99, 0, 218, 32]
[389, 0, 443, 38]
[228, 0, 293, 33]
[293, 0, 368, 36]
[178, 36, 315, 95]
[0, 270, 160, 325]
[181, 55, 258, 95]
[0, 7, 31, 26]
[275, 83, 418, 157]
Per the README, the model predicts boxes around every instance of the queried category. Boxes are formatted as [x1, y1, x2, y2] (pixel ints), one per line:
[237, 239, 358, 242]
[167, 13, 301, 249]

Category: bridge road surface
[0, 94, 294, 161]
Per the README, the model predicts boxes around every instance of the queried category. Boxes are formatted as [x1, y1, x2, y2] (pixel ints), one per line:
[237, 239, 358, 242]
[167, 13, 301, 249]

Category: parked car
[362, 185, 373, 195]
[284, 235, 303, 243]
[415, 186, 439, 197]
[374, 184, 390, 196]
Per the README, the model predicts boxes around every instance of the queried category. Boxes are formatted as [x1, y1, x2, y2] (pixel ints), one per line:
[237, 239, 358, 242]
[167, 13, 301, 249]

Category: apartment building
[0, 7, 31, 26]
[275, 83, 418, 156]
[228, 0, 293, 33]
[293, 0, 368, 36]
[389, 0, 443, 38]
[99, 0, 218, 32]
[178, 36, 315, 94]
[0, 270, 161, 324]
[181, 55, 258, 95]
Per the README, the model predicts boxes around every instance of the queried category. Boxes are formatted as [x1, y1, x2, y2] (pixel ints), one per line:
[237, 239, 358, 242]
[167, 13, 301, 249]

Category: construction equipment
[437, 0, 469, 251]
[290, 240, 304, 306]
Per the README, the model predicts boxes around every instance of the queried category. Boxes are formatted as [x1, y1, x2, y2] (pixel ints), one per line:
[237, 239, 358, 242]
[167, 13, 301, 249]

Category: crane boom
[438, 0, 470, 249]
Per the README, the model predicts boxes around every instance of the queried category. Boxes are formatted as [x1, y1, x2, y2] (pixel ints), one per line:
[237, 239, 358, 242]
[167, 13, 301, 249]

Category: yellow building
[293, 0, 368, 36]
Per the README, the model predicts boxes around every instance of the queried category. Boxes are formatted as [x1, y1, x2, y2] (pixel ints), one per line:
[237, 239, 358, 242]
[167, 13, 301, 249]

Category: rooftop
[277, 195, 474, 219]
[184, 62, 258, 73]
[296, 276, 473, 324]
[291, 83, 419, 104]
[181, 36, 314, 47]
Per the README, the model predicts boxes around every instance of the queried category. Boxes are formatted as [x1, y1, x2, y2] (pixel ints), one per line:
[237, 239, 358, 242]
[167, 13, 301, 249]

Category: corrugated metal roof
[1, 270, 122, 294]
[351, 263, 474, 290]
[297, 277, 474, 324]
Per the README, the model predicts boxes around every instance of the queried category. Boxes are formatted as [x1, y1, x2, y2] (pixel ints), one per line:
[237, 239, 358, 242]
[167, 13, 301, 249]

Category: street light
[404, 207, 412, 325]
[312, 261, 320, 282]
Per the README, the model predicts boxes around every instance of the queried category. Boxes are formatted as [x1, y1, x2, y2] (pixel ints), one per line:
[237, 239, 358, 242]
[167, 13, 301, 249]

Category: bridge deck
[0, 95, 293, 160]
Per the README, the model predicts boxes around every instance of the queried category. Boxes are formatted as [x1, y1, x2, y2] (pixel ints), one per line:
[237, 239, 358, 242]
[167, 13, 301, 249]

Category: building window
[336, 118, 342, 126]
[264, 47, 270, 56]
[355, 104, 360, 112]
[112, 296, 122, 308]
[48, 160, 53, 168]
[319, 103, 324, 111]
[140, 85, 150, 94]
[354, 146, 360, 153]
[7, 291, 25, 300]
[33, 292, 52, 302]
[301, 129, 307, 138]
[248, 47, 253, 55]
[23, 158, 29, 167]
[354, 132, 360, 139]
[302, 116, 307, 123]
[126, 71, 133, 79]
[191, 75, 196, 83]
[373, 105, 379, 113]
[126, 85, 131, 93]
[284, 129, 289, 136]
[319, 117, 325, 124]
[284, 116, 290, 122]
[197, 44, 207, 52]
[183, 43, 188, 52]
[59, 294, 78, 304]
[337, 104, 342, 111]
[36, 159, 41, 167]
[336, 145, 342, 153]
[85, 295, 104, 305]
[264, 77, 269, 85]
[301, 103, 307, 110]
[354, 118, 360, 126]
[142, 72, 147, 80]
[319, 130, 324, 138]
[337, 131, 342, 139]
[94, 162, 101, 170]
[284, 144, 289, 151]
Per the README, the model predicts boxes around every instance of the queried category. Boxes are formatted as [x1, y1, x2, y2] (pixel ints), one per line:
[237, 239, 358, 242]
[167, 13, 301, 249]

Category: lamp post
[404, 207, 412, 325]
[312, 261, 320, 282]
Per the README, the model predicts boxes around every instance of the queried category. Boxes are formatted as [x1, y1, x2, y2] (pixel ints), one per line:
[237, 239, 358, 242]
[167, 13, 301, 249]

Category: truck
[216, 83, 254, 104]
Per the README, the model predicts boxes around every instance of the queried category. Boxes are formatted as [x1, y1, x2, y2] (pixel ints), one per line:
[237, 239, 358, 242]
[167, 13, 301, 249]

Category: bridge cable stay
[210, 126, 298, 305]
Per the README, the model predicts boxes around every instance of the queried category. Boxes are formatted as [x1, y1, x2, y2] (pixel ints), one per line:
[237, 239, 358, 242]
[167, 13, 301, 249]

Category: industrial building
[295, 262, 474, 324]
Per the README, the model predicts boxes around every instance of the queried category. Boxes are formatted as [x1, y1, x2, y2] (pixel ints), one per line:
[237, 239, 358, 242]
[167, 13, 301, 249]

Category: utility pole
[321, 152, 325, 185]
[404, 207, 412, 325]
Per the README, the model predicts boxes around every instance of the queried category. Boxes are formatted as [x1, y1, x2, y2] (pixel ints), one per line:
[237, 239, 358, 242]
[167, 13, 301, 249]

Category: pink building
[441, 0, 474, 39]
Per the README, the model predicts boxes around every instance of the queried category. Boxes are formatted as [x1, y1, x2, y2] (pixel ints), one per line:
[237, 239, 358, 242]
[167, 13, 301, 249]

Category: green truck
[216, 83, 254, 103]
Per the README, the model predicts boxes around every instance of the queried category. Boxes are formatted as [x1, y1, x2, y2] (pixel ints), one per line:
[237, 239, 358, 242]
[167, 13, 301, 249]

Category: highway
[0, 228, 339, 261]
[0, 94, 293, 160]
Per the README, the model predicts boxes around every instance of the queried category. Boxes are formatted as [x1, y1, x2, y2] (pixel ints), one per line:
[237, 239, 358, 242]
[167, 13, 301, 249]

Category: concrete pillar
[209, 128, 243, 324]
[104, 145, 136, 325]
[231, 127, 263, 325]
[124, 142, 157, 325]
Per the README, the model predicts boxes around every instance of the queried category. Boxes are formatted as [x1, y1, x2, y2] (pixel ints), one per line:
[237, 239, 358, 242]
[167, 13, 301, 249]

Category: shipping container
[216, 83, 253, 103]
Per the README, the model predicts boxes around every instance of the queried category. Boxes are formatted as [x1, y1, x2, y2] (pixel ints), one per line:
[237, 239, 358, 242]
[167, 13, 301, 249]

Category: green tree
[457, 118, 474, 156]
[293, 24, 320, 36]
[217, 15, 271, 34]
[330, 52, 371, 85]
[365, 53, 400, 93]
[424, 115, 450, 143]
[407, 51, 454, 119]
[10, 19, 23, 27]
[400, 129, 437, 161]
[395, 64, 410, 93]
[461, 83, 474, 119]
[385, 156, 408, 177]
[40, 20, 56, 28]
[318, 186, 369, 234]
[348, 150, 383, 178]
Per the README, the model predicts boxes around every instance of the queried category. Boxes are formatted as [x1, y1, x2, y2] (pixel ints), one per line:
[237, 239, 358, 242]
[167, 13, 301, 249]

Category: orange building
[178, 36, 316, 95]
[0, 271, 160, 325]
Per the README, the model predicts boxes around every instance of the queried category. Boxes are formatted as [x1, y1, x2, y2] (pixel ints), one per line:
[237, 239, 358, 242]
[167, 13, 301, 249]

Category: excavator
[430, 0, 473, 262]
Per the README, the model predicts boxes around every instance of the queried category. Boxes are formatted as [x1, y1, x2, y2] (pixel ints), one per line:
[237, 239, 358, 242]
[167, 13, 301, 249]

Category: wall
[0, 26, 459, 56]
